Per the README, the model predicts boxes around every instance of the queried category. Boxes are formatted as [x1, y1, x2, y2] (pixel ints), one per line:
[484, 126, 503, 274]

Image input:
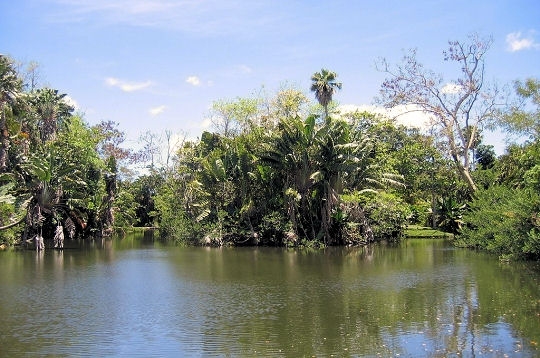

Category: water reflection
[0, 237, 538, 357]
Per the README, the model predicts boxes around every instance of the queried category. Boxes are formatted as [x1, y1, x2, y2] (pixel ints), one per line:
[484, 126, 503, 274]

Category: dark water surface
[0, 234, 539, 357]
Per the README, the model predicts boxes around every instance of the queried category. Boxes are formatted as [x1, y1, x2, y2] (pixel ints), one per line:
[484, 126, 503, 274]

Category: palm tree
[310, 69, 342, 120]
[31, 88, 74, 143]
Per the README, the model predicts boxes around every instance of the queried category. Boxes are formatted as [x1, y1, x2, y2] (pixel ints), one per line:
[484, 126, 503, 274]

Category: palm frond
[54, 224, 64, 248]
[65, 217, 76, 239]
[195, 208, 211, 223]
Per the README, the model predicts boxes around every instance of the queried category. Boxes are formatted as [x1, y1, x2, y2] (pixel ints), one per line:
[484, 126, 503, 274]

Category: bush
[158, 209, 204, 245]
[113, 190, 137, 227]
[363, 192, 410, 242]
[0, 203, 23, 246]
[342, 192, 409, 243]
[407, 201, 431, 226]
[458, 185, 540, 260]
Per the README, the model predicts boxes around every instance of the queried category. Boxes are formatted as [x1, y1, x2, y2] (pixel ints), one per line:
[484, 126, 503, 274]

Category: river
[0, 233, 539, 357]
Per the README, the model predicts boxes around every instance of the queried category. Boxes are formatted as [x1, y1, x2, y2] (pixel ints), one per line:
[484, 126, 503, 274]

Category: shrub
[342, 191, 409, 243]
[458, 185, 540, 260]
[0, 203, 22, 245]
[363, 192, 410, 242]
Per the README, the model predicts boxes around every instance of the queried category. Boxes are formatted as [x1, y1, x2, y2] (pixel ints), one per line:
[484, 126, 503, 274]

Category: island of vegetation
[1, 34, 539, 260]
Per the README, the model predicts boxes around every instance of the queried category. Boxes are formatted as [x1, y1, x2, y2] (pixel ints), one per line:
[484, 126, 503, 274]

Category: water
[0, 234, 539, 357]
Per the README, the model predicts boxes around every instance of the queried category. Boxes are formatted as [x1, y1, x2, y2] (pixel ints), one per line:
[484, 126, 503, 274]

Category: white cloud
[338, 104, 432, 129]
[149, 105, 166, 116]
[48, 0, 273, 38]
[201, 117, 212, 129]
[441, 83, 462, 95]
[237, 64, 253, 74]
[186, 76, 201, 86]
[506, 31, 540, 52]
[105, 77, 153, 92]
[62, 95, 79, 110]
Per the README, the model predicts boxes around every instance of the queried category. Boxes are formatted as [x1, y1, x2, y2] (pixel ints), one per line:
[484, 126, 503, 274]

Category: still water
[0, 233, 539, 357]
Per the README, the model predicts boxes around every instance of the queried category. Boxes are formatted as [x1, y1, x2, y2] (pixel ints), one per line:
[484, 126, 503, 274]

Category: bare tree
[19, 60, 41, 91]
[163, 129, 185, 170]
[377, 34, 506, 192]
[138, 130, 161, 170]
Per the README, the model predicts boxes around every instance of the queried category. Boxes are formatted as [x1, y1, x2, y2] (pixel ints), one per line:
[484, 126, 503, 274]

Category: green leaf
[0, 183, 16, 204]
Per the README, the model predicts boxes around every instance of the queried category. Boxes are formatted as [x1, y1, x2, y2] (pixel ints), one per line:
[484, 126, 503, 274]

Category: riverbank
[405, 225, 453, 238]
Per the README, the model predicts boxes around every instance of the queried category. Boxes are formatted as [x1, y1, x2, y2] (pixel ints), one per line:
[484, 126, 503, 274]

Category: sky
[1, 0, 540, 156]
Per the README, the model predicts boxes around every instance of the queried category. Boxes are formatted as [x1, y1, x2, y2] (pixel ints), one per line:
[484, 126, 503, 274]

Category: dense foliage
[153, 111, 411, 247]
[456, 79, 540, 260]
[2, 37, 540, 260]
[0, 55, 120, 248]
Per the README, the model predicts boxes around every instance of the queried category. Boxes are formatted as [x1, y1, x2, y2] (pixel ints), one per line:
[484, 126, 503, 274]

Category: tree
[140, 131, 160, 169]
[475, 144, 496, 169]
[0, 57, 125, 246]
[14, 59, 41, 91]
[0, 55, 22, 172]
[310, 69, 342, 120]
[93, 120, 132, 162]
[500, 78, 540, 140]
[210, 97, 260, 137]
[30, 88, 74, 143]
[377, 34, 505, 193]
[270, 85, 309, 120]
[457, 79, 540, 259]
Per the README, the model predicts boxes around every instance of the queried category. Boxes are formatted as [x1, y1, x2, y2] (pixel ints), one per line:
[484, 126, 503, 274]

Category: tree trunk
[448, 128, 478, 193]
[100, 173, 116, 237]
[451, 152, 477, 193]
[0, 110, 9, 172]
[358, 208, 374, 243]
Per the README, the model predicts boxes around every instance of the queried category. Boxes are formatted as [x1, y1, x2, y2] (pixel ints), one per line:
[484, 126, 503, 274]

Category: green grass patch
[405, 225, 452, 238]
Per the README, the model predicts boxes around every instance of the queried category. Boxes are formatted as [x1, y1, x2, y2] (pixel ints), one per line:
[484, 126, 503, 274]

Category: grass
[405, 224, 453, 238]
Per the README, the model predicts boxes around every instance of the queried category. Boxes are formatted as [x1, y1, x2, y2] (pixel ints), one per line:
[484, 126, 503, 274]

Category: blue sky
[2, 0, 539, 155]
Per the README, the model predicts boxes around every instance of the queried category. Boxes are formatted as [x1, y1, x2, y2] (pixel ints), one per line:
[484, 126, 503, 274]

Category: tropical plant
[0, 55, 22, 172]
[500, 78, 540, 140]
[436, 196, 466, 234]
[311, 116, 374, 244]
[261, 113, 395, 245]
[458, 185, 540, 260]
[359, 192, 410, 242]
[30, 87, 74, 143]
[261, 115, 319, 241]
[310, 69, 342, 120]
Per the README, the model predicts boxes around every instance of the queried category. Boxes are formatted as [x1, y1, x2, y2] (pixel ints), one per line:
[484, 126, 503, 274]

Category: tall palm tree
[31, 88, 74, 143]
[310, 69, 342, 120]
